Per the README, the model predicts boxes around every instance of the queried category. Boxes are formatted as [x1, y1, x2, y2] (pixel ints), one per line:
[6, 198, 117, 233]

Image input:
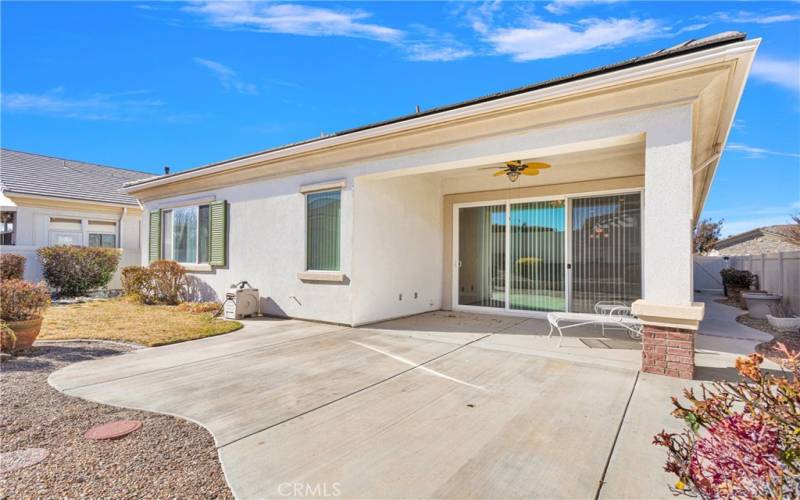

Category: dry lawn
[40, 299, 242, 347]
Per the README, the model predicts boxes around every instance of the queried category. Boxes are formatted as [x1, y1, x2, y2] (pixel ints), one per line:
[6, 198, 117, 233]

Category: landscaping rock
[0, 342, 232, 498]
[0, 448, 49, 474]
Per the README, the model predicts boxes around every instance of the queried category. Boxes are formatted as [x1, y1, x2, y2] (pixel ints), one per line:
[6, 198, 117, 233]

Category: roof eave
[4, 191, 142, 209]
[125, 34, 757, 195]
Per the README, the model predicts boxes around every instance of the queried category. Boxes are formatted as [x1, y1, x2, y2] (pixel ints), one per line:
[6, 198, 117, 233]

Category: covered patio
[364, 291, 774, 377]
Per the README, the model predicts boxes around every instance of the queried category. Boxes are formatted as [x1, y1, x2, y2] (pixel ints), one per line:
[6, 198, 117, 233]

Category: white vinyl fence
[693, 255, 728, 292]
[694, 251, 800, 315]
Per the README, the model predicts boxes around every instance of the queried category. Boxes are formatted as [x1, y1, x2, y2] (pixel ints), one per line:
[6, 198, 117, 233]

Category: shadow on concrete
[694, 365, 788, 382]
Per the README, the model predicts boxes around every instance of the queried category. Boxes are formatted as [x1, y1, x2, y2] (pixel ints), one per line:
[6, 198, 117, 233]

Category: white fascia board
[4, 191, 141, 210]
[125, 39, 760, 194]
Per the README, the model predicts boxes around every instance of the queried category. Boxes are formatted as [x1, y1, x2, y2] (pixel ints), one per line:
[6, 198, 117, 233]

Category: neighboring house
[714, 225, 800, 256]
[0, 149, 150, 286]
[124, 32, 757, 344]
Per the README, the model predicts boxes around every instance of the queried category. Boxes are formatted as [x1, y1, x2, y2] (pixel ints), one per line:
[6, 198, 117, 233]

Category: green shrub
[0, 279, 50, 321]
[121, 260, 187, 305]
[720, 268, 755, 290]
[0, 253, 26, 280]
[37, 246, 120, 297]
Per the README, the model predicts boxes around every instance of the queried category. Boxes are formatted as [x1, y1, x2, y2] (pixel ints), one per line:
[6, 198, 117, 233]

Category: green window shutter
[209, 200, 227, 266]
[148, 210, 162, 262]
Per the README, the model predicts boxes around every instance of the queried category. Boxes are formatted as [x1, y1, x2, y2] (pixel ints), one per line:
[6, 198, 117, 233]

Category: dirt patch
[0, 342, 232, 498]
[735, 314, 800, 363]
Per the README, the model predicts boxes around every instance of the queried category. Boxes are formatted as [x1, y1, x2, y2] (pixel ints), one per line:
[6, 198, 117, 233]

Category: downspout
[118, 207, 127, 250]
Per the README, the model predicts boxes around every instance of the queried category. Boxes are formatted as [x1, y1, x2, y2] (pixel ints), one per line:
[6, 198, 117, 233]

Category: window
[162, 205, 210, 264]
[0, 211, 15, 245]
[89, 234, 116, 248]
[149, 201, 226, 266]
[88, 220, 117, 248]
[306, 190, 341, 271]
[49, 218, 82, 246]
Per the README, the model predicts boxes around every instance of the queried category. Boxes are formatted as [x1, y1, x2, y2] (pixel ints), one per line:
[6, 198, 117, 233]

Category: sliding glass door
[509, 200, 565, 311]
[456, 191, 641, 314]
[458, 205, 506, 308]
[571, 193, 642, 313]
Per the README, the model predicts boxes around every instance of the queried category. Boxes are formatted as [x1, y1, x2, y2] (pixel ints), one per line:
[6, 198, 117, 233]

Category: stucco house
[0, 149, 149, 286]
[714, 224, 800, 256]
[124, 32, 758, 370]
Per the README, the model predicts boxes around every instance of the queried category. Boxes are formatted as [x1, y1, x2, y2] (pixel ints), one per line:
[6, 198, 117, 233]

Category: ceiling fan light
[508, 171, 520, 182]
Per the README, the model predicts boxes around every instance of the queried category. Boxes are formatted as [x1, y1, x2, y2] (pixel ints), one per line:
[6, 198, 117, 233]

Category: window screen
[306, 190, 341, 271]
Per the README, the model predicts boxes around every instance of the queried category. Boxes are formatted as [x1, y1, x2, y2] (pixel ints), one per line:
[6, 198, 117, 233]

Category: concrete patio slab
[50, 318, 345, 391]
[52, 327, 482, 447]
[221, 345, 636, 499]
[599, 372, 698, 498]
[366, 310, 528, 335]
[47, 294, 776, 499]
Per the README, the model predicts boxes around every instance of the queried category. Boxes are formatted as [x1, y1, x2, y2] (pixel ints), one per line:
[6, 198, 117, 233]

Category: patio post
[634, 105, 705, 379]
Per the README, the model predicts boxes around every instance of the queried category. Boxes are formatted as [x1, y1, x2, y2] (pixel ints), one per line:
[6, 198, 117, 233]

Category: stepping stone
[84, 419, 142, 440]
[0, 448, 48, 474]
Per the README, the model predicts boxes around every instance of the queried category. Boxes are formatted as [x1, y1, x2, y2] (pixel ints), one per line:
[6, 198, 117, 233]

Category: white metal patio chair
[594, 301, 634, 337]
[546, 305, 643, 347]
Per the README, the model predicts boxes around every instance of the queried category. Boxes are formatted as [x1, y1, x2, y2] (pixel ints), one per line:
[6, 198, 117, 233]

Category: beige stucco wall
[351, 175, 444, 325]
[141, 168, 357, 325]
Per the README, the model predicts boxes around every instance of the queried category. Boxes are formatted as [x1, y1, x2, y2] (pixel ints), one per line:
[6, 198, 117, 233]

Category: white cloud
[405, 44, 474, 62]
[193, 57, 258, 95]
[726, 142, 800, 159]
[545, 0, 624, 15]
[1, 89, 162, 121]
[186, 2, 403, 43]
[483, 17, 662, 61]
[403, 24, 473, 62]
[711, 10, 800, 25]
[750, 56, 800, 93]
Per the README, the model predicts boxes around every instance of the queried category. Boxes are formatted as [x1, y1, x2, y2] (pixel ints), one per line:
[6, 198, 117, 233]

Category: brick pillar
[641, 325, 694, 379]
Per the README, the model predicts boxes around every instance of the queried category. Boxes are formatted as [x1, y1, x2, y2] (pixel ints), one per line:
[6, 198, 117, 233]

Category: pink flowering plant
[653, 344, 800, 498]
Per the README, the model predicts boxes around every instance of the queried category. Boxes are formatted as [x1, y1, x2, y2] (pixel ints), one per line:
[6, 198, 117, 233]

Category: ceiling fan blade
[521, 169, 540, 176]
[526, 162, 551, 169]
[478, 166, 506, 170]
[493, 170, 508, 177]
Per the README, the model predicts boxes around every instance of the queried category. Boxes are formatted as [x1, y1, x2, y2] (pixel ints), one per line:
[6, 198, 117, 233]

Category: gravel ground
[0, 342, 232, 499]
[734, 314, 800, 363]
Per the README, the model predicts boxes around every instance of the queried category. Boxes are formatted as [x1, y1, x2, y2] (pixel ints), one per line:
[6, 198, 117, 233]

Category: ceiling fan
[481, 160, 552, 182]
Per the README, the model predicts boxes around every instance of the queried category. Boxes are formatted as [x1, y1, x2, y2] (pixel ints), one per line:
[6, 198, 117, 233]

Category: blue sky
[2, 1, 798, 237]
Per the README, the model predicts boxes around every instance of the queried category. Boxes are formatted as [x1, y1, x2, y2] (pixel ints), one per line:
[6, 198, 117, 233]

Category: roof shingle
[0, 149, 153, 206]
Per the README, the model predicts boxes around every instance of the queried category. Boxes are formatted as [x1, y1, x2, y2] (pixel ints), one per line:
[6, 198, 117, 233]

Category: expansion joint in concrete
[216, 333, 493, 450]
[594, 370, 640, 500]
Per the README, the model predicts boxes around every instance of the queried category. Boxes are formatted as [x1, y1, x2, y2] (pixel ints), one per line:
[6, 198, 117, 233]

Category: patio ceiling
[422, 141, 646, 195]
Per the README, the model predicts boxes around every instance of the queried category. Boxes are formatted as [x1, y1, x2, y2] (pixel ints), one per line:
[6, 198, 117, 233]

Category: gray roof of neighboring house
[0, 148, 153, 206]
[125, 31, 747, 189]
[716, 225, 799, 249]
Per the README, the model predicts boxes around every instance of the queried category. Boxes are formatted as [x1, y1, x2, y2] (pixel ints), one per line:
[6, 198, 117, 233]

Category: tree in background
[693, 218, 724, 255]
[780, 214, 800, 245]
